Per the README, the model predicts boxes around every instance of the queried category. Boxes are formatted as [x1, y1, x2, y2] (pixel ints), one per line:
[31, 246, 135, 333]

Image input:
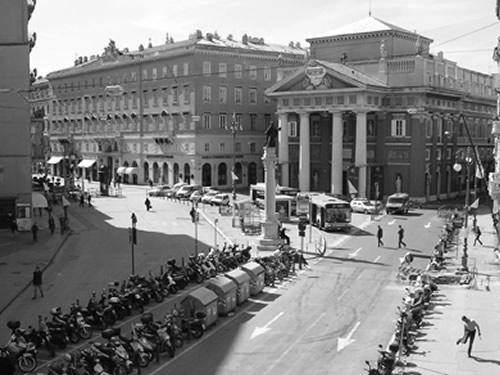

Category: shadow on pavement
[471, 355, 500, 365]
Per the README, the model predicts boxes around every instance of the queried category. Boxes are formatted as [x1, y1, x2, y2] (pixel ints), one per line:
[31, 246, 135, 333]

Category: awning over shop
[77, 159, 96, 168]
[125, 167, 138, 174]
[47, 156, 63, 165]
[116, 167, 127, 174]
[32, 192, 48, 208]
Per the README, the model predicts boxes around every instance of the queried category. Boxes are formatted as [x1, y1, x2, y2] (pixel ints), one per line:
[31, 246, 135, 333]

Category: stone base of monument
[257, 220, 281, 251]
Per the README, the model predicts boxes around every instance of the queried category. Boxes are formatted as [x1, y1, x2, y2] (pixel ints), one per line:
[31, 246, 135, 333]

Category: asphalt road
[2, 188, 444, 374]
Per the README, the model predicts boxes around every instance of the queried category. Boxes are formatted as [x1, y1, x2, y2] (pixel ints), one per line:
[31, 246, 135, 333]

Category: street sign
[192, 115, 201, 122]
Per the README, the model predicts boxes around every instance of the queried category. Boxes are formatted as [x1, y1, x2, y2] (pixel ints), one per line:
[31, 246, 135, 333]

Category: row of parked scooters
[364, 270, 440, 374]
[0, 243, 260, 375]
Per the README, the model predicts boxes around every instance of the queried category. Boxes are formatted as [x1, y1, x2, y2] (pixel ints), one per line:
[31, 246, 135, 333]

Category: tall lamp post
[454, 147, 473, 269]
[130, 213, 137, 275]
[226, 114, 242, 201]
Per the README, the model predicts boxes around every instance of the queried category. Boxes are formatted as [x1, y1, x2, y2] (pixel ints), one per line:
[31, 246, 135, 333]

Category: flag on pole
[470, 198, 479, 210]
[231, 171, 239, 181]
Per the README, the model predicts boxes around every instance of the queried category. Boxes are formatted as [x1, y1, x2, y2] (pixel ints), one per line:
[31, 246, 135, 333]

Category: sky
[29, 0, 500, 77]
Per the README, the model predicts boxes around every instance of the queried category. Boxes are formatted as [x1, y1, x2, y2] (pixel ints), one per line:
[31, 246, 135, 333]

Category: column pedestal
[258, 147, 281, 251]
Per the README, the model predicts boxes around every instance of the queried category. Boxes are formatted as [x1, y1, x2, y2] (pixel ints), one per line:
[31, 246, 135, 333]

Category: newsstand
[240, 261, 265, 296]
[206, 276, 238, 315]
[181, 286, 218, 328]
[225, 268, 251, 305]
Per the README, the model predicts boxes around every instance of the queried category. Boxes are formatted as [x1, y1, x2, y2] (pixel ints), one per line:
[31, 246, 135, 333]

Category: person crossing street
[398, 225, 407, 248]
[377, 225, 384, 247]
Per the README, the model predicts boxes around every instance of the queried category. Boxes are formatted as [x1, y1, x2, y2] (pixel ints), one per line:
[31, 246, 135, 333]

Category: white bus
[310, 195, 352, 232]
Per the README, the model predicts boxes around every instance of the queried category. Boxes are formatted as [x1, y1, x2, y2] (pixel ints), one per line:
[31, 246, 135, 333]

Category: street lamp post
[214, 218, 218, 248]
[454, 147, 473, 268]
[130, 213, 137, 275]
[190, 206, 199, 255]
[226, 115, 242, 202]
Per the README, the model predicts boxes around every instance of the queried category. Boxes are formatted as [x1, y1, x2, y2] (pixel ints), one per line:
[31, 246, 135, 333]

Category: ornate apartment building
[43, 32, 306, 191]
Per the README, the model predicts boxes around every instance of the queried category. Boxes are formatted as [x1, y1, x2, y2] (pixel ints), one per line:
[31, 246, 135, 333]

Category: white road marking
[424, 222, 431, 228]
[373, 255, 381, 263]
[348, 247, 362, 258]
[337, 289, 348, 300]
[388, 220, 396, 226]
[262, 312, 326, 375]
[337, 321, 361, 352]
[250, 312, 284, 339]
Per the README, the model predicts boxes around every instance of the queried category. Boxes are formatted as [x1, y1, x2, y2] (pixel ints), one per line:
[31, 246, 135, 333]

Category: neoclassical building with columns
[266, 16, 496, 201]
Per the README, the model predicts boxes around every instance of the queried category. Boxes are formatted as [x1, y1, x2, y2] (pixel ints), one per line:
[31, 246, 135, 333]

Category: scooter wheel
[18, 354, 37, 373]
[175, 336, 184, 348]
[79, 326, 93, 340]
[137, 352, 151, 368]
[69, 330, 81, 343]
[169, 285, 178, 295]
[155, 293, 165, 303]
[113, 364, 127, 375]
[195, 274, 203, 284]
[190, 326, 203, 339]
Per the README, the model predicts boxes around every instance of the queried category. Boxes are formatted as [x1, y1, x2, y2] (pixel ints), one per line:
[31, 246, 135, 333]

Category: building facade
[0, 0, 36, 229]
[30, 78, 51, 174]
[44, 32, 305, 191]
[267, 16, 496, 201]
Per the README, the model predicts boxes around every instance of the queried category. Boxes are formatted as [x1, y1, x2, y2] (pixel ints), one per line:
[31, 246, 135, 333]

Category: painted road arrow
[251, 312, 284, 339]
[337, 321, 361, 352]
[348, 247, 362, 259]
[424, 222, 431, 228]
[388, 220, 396, 226]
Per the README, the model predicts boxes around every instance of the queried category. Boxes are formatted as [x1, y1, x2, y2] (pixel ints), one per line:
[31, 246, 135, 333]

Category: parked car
[210, 193, 230, 206]
[201, 190, 219, 204]
[175, 184, 201, 200]
[148, 184, 171, 197]
[350, 198, 382, 214]
[189, 190, 204, 203]
[166, 182, 187, 198]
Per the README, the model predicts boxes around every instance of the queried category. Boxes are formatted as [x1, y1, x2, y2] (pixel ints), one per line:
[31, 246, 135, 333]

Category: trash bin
[206, 276, 238, 315]
[240, 261, 265, 296]
[181, 286, 218, 328]
[225, 268, 251, 305]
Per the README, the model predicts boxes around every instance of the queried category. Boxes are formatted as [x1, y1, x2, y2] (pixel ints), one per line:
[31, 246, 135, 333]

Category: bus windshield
[325, 204, 351, 223]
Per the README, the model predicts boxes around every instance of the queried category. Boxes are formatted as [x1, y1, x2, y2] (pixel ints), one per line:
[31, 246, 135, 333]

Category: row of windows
[202, 113, 272, 130]
[52, 85, 271, 116]
[55, 61, 274, 94]
[203, 142, 258, 153]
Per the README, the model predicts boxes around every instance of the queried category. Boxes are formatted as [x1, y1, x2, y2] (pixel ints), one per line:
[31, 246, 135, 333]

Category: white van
[386, 193, 410, 214]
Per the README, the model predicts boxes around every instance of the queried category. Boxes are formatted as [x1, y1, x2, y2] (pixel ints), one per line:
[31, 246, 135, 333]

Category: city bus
[249, 183, 300, 215]
[310, 194, 352, 232]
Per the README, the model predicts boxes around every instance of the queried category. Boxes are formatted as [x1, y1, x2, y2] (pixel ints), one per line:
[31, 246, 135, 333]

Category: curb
[0, 231, 72, 317]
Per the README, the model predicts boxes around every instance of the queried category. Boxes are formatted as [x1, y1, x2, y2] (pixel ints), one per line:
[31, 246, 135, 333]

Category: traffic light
[298, 221, 306, 237]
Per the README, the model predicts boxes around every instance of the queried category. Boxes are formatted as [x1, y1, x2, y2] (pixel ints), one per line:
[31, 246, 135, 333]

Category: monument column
[299, 112, 310, 192]
[278, 112, 289, 186]
[355, 111, 367, 198]
[330, 111, 343, 194]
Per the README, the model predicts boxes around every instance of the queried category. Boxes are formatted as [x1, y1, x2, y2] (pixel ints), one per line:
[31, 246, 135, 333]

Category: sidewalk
[403, 211, 500, 375]
[0, 204, 73, 316]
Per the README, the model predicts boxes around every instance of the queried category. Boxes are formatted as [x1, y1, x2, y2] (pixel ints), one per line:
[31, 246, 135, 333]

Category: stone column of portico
[330, 111, 343, 194]
[278, 112, 289, 186]
[299, 112, 310, 192]
[355, 111, 367, 198]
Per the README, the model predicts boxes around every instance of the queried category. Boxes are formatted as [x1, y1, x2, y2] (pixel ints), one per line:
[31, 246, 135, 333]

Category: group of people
[376, 224, 407, 248]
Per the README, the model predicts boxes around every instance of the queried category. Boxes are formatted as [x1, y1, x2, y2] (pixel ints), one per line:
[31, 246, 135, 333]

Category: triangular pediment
[267, 59, 386, 95]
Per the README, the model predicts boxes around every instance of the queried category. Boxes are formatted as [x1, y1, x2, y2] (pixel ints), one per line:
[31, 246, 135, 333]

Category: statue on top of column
[492, 36, 500, 69]
[264, 121, 280, 148]
[380, 39, 387, 59]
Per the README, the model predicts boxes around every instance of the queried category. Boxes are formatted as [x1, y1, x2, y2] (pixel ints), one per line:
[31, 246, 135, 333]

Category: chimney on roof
[227, 34, 233, 41]
[295, 42, 301, 49]
[242, 34, 248, 45]
[148, 38, 153, 48]
[206, 33, 213, 42]
[288, 41, 294, 48]
[83, 56, 88, 63]
[138, 44, 144, 51]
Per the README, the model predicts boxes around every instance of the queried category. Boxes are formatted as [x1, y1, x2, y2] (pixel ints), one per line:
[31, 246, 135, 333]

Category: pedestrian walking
[79, 194, 85, 208]
[456, 315, 481, 357]
[473, 226, 483, 246]
[32, 266, 44, 299]
[279, 226, 290, 245]
[31, 223, 39, 242]
[48, 216, 55, 235]
[145, 197, 152, 211]
[398, 225, 407, 248]
[377, 225, 384, 247]
[87, 194, 92, 207]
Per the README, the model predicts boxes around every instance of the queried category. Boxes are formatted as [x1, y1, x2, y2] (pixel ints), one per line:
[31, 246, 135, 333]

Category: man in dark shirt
[398, 225, 407, 248]
[32, 266, 44, 299]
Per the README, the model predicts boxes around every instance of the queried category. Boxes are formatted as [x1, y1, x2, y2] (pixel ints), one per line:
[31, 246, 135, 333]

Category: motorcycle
[2, 334, 38, 373]
[22, 321, 56, 357]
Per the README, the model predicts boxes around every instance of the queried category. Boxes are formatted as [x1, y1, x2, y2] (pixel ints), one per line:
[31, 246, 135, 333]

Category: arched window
[218, 163, 227, 185]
